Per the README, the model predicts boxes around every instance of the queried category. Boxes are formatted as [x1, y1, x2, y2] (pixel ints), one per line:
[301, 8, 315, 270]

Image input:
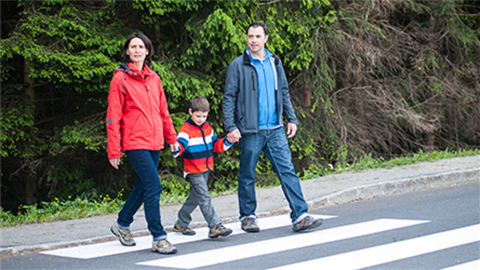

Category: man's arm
[222, 60, 241, 142]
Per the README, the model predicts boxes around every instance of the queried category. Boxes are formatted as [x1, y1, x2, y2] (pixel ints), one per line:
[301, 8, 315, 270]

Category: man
[222, 22, 323, 233]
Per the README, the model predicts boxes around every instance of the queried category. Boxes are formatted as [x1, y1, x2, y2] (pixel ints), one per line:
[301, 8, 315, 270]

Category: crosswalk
[41, 214, 480, 269]
[267, 224, 480, 270]
[40, 214, 337, 259]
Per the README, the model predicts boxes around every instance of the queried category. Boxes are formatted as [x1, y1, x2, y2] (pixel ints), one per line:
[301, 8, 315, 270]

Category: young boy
[171, 96, 233, 238]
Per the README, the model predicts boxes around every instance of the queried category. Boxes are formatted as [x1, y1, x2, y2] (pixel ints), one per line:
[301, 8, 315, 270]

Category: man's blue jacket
[222, 49, 299, 135]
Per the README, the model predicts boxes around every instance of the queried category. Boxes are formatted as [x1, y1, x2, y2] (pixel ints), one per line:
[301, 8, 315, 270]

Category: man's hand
[109, 158, 121, 170]
[227, 129, 242, 143]
[287, 123, 297, 138]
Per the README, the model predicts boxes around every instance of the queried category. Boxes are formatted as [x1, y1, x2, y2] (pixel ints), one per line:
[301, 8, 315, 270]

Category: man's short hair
[190, 96, 210, 112]
[246, 22, 268, 36]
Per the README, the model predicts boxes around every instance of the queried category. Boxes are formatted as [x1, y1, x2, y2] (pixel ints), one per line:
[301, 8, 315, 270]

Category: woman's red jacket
[106, 62, 177, 159]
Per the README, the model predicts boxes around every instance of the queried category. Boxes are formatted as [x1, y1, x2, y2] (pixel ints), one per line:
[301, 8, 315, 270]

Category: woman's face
[126, 37, 148, 68]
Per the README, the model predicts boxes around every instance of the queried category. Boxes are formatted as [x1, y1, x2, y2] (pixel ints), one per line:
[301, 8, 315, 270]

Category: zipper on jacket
[143, 74, 155, 146]
[199, 125, 211, 170]
[251, 71, 256, 91]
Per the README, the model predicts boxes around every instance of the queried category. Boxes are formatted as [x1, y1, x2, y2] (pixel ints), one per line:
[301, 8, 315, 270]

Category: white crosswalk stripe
[267, 224, 480, 270]
[136, 218, 429, 269]
[40, 214, 335, 259]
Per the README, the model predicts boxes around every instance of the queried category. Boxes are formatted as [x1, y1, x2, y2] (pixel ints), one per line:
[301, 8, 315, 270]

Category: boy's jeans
[238, 127, 309, 222]
[177, 172, 220, 228]
[117, 150, 167, 241]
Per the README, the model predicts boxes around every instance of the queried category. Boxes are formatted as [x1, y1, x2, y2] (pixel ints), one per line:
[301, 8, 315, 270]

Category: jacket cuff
[224, 137, 235, 146]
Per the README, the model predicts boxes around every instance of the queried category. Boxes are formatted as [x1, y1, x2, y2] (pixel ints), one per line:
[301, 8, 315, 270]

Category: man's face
[247, 26, 268, 58]
[189, 109, 208, 126]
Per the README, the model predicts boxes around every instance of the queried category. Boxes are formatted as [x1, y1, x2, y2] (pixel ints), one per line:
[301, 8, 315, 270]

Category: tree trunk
[422, 16, 437, 153]
[303, 67, 311, 107]
[24, 58, 37, 205]
[423, 86, 436, 153]
[155, 15, 162, 59]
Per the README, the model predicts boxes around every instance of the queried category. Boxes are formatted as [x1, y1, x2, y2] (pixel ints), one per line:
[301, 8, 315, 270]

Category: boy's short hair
[190, 96, 210, 112]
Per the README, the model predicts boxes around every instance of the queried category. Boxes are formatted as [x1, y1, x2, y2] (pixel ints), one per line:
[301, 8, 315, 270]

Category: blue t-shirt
[247, 48, 280, 130]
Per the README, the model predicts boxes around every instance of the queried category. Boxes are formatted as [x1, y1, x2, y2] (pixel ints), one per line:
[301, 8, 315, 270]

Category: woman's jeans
[117, 150, 166, 241]
[238, 127, 309, 222]
[176, 172, 220, 229]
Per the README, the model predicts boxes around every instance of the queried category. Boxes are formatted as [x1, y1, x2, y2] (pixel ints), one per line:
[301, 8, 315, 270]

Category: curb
[1, 169, 478, 256]
[308, 169, 480, 208]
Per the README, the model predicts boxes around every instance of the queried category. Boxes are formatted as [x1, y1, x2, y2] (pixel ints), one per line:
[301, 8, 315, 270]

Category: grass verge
[1, 149, 478, 227]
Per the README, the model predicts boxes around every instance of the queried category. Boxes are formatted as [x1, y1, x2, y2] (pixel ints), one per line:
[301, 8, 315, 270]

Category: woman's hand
[109, 158, 121, 169]
[170, 142, 180, 152]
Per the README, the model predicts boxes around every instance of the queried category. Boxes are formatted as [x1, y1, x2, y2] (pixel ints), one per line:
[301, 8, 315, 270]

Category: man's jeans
[117, 150, 166, 241]
[238, 127, 309, 222]
[176, 172, 220, 229]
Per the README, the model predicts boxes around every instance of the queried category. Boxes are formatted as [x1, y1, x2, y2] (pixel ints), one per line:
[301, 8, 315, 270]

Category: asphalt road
[1, 181, 479, 270]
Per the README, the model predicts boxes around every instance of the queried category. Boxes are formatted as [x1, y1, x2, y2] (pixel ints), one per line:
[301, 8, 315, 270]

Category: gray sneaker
[292, 215, 323, 232]
[241, 216, 260, 232]
[173, 223, 196, 236]
[152, 239, 177, 254]
[111, 222, 136, 246]
[208, 223, 233, 238]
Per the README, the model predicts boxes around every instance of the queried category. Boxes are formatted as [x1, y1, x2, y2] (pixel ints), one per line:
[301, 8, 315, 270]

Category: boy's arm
[212, 132, 235, 153]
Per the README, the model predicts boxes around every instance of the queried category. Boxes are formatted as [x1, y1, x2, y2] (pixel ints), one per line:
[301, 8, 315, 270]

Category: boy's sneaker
[173, 223, 196, 236]
[111, 222, 136, 246]
[292, 215, 323, 232]
[241, 216, 260, 232]
[152, 239, 177, 254]
[208, 224, 233, 238]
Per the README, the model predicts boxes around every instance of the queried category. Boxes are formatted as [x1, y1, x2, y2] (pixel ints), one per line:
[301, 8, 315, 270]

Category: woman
[106, 33, 179, 254]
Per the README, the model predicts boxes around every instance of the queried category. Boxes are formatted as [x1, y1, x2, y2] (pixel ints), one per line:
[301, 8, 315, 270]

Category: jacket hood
[114, 62, 153, 76]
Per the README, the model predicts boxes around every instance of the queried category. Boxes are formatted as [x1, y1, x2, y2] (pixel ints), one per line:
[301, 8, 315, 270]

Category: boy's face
[189, 109, 208, 126]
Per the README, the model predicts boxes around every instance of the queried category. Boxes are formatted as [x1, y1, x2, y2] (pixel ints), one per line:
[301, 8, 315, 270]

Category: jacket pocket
[129, 114, 141, 137]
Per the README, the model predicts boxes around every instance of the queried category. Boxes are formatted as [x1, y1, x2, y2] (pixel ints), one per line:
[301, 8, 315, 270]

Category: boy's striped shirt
[173, 118, 233, 178]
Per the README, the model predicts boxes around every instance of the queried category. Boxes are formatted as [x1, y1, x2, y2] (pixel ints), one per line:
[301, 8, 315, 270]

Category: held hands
[170, 142, 180, 153]
[227, 129, 242, 143]
[287, 123, 297, 138]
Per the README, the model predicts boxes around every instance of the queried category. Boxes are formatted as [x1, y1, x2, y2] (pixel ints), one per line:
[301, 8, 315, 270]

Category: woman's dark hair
[246, 22, 268, 36]
[122, 33, 153, 67]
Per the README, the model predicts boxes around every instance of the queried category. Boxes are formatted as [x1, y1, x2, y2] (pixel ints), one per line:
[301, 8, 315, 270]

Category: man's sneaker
[173, 223, 196, 236]
[292, 215, 323, 232]
[208, 223, 233, 238]
[241, 216, 260, 232]
[110, 222, 136, 246]
[152, 239, 177, 254]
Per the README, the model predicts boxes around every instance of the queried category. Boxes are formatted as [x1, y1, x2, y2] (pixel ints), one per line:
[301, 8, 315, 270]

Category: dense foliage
[1, 0, 479, 213]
